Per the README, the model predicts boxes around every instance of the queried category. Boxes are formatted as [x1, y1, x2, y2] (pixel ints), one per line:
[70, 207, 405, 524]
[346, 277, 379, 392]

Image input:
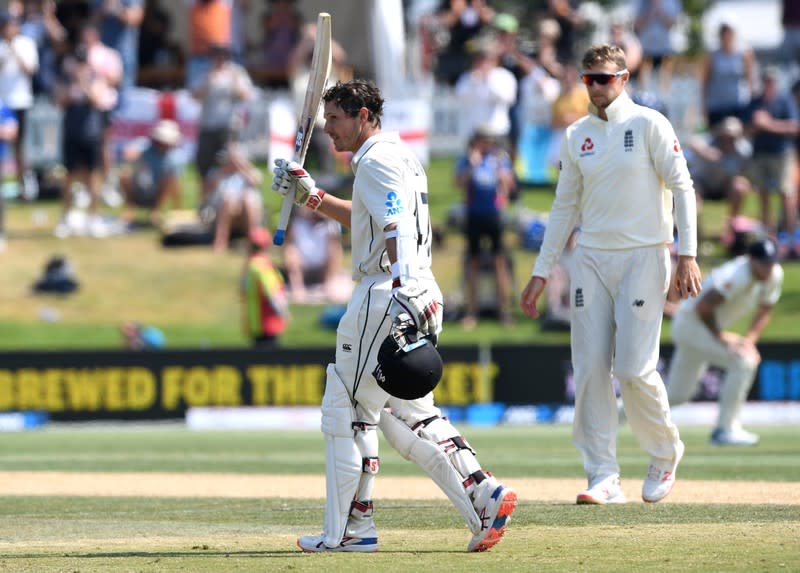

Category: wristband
[391, 261, 401, 291]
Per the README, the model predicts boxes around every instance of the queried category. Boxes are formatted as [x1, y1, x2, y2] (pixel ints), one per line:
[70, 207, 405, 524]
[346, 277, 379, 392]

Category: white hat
[715, 116, 743, 139]
[150, 119, 180, 146]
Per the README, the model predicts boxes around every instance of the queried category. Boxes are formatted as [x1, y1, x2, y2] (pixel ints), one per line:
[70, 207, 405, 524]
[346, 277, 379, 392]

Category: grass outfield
[0, 425, 798, 572]
[3, 158, 799, 349]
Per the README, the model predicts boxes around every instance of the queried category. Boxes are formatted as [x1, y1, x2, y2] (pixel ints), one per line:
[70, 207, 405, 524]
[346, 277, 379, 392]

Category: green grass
[1, 157, 798, 350]
[0, 425, 798, 572]
[1, 425, 798, 481]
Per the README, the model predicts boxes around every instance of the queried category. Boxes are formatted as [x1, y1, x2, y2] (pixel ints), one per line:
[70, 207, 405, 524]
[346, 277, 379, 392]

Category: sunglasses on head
[580, 70, 628, 86]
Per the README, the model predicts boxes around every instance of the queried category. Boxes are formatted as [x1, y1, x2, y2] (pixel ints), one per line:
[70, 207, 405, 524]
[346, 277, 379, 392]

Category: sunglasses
[580, 70, 628, 86]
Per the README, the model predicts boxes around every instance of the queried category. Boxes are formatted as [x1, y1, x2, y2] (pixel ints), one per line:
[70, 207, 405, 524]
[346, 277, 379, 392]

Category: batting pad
[321, 364, 361, 547]
[378, 409, 481, 535]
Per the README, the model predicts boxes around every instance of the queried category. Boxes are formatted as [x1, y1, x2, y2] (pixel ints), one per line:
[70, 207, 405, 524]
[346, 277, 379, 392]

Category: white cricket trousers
[569, 244, 682, 483]
[666, 309, 759, 431]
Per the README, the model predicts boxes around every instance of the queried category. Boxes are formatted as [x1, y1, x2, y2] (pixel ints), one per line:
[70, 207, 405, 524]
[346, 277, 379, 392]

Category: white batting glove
[272, 159, 326, 210]
[391, 284, 443, 338]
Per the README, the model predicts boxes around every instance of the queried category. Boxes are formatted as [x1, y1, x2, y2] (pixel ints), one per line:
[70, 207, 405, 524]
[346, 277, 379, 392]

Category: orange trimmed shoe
[467, 482, 517, 552]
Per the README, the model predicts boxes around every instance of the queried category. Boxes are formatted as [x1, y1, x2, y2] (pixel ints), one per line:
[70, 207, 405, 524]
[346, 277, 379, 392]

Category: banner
[0, 347, 481, 421]
[0, 343, 797, 421]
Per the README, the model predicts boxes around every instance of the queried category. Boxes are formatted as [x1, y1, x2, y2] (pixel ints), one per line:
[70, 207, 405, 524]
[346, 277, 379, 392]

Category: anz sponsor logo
[385, 191, 404, 217]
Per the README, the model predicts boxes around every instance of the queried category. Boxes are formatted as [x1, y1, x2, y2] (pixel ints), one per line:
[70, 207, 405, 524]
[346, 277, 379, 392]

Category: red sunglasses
[580, 70, 628, 86]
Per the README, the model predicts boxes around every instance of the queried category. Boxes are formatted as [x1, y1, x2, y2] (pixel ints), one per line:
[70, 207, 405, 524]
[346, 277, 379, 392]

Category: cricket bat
[273, 12, 333, 246]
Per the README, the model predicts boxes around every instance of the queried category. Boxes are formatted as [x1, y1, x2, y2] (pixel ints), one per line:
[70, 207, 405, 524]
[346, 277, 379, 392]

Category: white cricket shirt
[676, 256, 783, 329]
[349, 132, 434, 282]
[533, 90, 697, 278]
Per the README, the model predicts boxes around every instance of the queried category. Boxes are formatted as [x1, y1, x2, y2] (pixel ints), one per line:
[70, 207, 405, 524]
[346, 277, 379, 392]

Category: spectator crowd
[3, 0, 800, 338]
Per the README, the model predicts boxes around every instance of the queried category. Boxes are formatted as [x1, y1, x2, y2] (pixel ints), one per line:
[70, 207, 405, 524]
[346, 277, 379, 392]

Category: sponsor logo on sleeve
[385, 191, 404, 217]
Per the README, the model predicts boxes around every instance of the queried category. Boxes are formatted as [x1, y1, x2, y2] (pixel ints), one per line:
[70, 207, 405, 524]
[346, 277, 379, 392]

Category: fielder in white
[520, 45, 703, 504]
[666, 238, 783, 446]
[272, 80, 516, 553]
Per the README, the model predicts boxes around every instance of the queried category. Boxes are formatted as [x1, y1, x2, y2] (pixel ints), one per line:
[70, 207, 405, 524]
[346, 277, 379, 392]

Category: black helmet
[372, 317, 443, 400]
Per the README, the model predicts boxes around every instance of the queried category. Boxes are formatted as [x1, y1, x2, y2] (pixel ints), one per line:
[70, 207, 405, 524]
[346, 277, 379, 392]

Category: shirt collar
[351, 131, 399, 170]
[588, 89, 635, 123]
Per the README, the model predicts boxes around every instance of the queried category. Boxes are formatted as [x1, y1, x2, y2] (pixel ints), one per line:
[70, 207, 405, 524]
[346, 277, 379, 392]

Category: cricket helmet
[372, 318, 443, 400]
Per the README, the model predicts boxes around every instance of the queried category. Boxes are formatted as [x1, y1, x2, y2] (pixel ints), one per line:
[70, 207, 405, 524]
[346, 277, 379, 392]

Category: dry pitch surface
[2, 472, 799, 504]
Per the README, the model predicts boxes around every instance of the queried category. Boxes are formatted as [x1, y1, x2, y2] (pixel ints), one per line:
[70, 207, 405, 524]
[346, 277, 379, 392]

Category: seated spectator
[283, 205, 347, 303]
[240, 226, 288, 348]
[685, 116, 753, 239]
[206, 144, 263, 252]
[119, 119, 183, 227]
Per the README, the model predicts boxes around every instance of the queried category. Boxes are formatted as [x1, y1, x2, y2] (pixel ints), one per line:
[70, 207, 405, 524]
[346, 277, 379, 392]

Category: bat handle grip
[273, 188, 295, 246]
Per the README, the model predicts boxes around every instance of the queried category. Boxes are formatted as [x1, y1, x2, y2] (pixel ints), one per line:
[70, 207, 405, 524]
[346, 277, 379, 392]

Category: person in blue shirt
[93, 0, 143, 92]
[743, 66, 800, 258]
[0, 98, 18, 251]
[119, 118, 182, 226]
[455, 124, 517, 328]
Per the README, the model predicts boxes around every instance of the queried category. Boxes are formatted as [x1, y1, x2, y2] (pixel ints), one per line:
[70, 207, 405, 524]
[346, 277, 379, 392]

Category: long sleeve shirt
[532, 90, 697, 278]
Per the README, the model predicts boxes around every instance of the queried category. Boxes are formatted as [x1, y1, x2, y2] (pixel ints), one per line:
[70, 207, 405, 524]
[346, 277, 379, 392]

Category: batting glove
[272, 159, 326, 210]
[391, 284, 443, 338]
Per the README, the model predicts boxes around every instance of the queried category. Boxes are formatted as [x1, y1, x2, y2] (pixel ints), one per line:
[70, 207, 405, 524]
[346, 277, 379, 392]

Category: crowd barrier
[0, 343, 797, 423]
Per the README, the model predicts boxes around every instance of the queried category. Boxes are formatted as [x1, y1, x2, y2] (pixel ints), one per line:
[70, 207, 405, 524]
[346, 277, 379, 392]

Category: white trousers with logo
[569, 244, 682, 484]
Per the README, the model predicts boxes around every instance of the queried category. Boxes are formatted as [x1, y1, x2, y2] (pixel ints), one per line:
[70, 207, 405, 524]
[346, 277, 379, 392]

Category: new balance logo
[633, 299, 645, 307]
[575, 288, 584, 308]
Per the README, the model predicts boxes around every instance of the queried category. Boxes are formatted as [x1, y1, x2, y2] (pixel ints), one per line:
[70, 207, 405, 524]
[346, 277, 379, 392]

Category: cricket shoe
[296, 534, 378, 553]
[710, 427, 759, 447]
[576, 475, 626, 505]
[642, 440, 685, 503]
[467, 479, 517, 552]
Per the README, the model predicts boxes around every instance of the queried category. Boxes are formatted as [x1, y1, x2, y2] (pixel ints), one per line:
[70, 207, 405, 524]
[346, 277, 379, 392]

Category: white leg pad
[378, 409, 481, 535]
[320, 364, 361, 548]
[417, 416, 482, 478]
